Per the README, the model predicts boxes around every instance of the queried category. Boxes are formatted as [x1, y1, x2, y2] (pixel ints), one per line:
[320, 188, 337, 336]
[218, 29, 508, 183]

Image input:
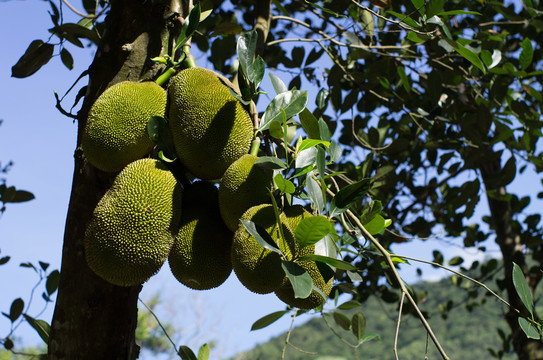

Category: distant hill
[233, 274, 517, 360]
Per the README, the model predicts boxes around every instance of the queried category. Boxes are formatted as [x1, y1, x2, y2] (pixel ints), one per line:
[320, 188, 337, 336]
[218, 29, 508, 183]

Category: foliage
[235, 267, 524, 360]
[7, 0, 543, 358]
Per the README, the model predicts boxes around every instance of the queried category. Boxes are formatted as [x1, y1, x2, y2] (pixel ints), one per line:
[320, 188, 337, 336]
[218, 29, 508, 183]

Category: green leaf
[299, 254, 357, 270]
[253, 56, 265, 90]
[298, 108, 321, 139]
[328, 141, 342, 163]
[11, 40, 54, 78]
[316, 146, 326, 181]
[274, 174, 295, 194]
[295, 216, 331, 248]
[298, 139, 330, 153]
[454, 42, 485, 73]
[410, 0, 425, 15]
[351, 312, 366, 341]
[4, 189, 35, 203]
[60, 48, 74, 70]
[303, 0, 347, 17]
[448, 256, 464, 266]
[318, 118, 331, 142]
[178, 345, 198, 360]
[519, 38, 533, 70]
[397, 66, 411, 92]
[174, 3, 201, 53]
[315, 88, 329, 109]
[333, 179, 371, 209]
[237, 29, 258, 83]
[254, 156, 288, 170]
[337, 300, 362, 310]
[259, 90, 308, 132]
[46, 270, 60, 296]
[427, 0, 445, 18]
[306, 173, 325, 212]
[269, 73, 288, 94]
[363, 214, 386, 235]
[240, 219, 282, 254]
[512, 263, 534, 315]
[250, 310, 289, 331]
[197, 343, 210, 360]
[5, 298, 24, 322]
[437, 10, 481, 16]
[23, 314, 50, 344]
[295, 147, 317, 169]
[0, 256, 10, 265]
[281, 261, 313, 299]
[332, 311, 351, 330]
[518, 318, 540, 339]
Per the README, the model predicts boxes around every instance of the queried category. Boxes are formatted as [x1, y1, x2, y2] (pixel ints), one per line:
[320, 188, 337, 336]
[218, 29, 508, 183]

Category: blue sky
[1, 0, 541, 359]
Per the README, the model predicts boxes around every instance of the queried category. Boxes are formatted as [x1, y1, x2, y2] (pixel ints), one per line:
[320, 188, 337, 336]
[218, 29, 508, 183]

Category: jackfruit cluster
[81, 66, 333, 310]
[82, 81, 167, 172]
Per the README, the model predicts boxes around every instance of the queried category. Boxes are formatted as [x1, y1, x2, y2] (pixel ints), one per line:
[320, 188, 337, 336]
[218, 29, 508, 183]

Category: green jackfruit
[274, 205, 334, 309]
[231, 204, 296, 294]
[169, 181, 233, 290]
[219, 154, 273, 231]
[168, 67, 253, 180]
[84, 158, 182, 286]
[82, 81, 167, 172]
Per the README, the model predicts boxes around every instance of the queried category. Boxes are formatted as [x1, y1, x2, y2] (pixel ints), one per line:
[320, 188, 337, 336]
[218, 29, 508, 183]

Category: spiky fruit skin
[84, 159, 182, 287]
[169, 181, 233, 290]
[219, 154, 273, 231]
[274, 206, 334, 309]
[82, 81, 166, 172]
[232, 204, 296, 294]
[168, 67, 253, 180]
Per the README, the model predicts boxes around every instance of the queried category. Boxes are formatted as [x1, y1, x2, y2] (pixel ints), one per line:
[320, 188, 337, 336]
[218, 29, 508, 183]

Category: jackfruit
[231, 204, 296, 294]
[84, 158, 182, 286]
[168, 67, 253, 180]
[274, 205, 334, 309]
[219, 154, 273, 231]
[82, 81, 167, 172]
[169, 181, 233, 290]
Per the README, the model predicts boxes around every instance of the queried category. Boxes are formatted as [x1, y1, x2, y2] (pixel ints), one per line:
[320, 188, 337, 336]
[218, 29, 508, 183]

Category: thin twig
[350, 0, 438, 36]
[342, 206, 450, 359]
[394, 292, 405, 360]
[138, 297, 178, 352]
[392, 254, 521, 315]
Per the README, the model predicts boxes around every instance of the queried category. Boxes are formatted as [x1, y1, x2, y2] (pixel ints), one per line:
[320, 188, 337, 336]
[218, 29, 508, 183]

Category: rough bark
[48, 0, 175, 358]
[480, 152, 543, 360]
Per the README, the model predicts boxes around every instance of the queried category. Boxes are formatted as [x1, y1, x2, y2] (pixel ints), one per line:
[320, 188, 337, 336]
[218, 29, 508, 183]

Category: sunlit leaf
[237, 29, 258, 83]
[274, 174, 295, 194]
[197, 343, 210, 360]
[259, 90, 308, 132]
[299, 254, 357, 270]
[269, 72, 288, 94]
[295, 216, 331, 248]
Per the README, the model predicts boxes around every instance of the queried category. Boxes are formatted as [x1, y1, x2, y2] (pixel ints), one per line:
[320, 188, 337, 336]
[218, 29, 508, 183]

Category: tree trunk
[48, 1, 175, 358]
[479, 153, 543, 360]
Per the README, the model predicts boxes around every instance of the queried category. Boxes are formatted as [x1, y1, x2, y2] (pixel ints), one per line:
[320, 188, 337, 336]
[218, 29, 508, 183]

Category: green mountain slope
[234, 275, 517, 360]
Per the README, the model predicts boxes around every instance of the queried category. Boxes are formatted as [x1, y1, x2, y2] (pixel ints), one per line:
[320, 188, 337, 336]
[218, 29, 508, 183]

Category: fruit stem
[156, 67, 176, 87]
[249, 138, 261, 156]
